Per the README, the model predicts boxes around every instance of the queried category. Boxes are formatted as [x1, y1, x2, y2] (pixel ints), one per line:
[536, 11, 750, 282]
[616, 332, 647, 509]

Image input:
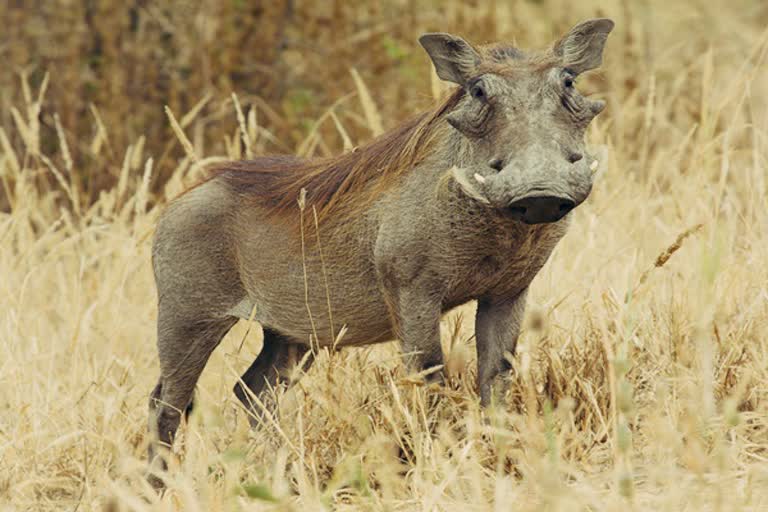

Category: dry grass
[2, 1, 768, 510]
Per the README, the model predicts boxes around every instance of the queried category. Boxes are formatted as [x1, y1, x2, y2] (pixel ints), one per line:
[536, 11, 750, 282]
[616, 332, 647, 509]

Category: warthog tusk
[473, 173, 486, 184]
[450, 166, 490, 205]
[590, 160, 599, 173]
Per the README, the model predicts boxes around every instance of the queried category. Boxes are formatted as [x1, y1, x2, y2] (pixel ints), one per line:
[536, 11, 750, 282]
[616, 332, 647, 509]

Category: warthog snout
[507, 195, 576, 224]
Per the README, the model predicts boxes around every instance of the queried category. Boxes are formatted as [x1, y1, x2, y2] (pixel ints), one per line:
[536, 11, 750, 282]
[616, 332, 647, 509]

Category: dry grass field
[2, 1, 768, 510]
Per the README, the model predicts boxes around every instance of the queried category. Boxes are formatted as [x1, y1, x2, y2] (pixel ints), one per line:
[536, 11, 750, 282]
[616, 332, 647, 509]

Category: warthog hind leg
[233, 328, 314, 428]
[147, 316, 237, 490]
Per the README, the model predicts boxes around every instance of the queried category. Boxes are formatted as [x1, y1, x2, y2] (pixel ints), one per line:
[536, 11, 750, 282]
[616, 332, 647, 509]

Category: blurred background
[2, 0, 765, 211]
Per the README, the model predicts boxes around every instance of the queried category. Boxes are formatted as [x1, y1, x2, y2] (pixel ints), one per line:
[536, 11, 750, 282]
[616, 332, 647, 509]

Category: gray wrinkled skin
[147, 18, 614, 488]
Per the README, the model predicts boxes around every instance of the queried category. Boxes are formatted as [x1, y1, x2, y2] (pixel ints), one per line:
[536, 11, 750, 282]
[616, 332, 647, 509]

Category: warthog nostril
[506, 196, 576, 224]
[567, 152, 583, 164]
[488, 158, 504, 171]
[509, 205, 527, 216]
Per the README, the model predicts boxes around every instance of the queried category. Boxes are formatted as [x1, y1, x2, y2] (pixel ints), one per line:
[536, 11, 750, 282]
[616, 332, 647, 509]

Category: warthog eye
[470, 81, 486, 100]
[564, 76, 574, 88]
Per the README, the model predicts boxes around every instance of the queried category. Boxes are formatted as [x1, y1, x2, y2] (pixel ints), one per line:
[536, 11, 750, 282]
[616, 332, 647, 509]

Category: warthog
[148, 19, 614, 485]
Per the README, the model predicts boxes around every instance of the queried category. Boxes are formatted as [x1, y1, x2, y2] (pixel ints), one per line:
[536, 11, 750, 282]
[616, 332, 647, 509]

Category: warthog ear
[553, 18, 614, 74]
[419, 33, 481, 86]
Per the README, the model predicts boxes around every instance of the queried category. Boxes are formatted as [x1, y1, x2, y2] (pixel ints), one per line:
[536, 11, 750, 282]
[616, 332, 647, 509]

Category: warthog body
[148, 19, 614, 485]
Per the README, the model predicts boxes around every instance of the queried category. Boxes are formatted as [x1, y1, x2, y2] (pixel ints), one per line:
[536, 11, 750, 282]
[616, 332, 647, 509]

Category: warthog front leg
[390, 287, 445, 380]
[475, 289, 528, 406]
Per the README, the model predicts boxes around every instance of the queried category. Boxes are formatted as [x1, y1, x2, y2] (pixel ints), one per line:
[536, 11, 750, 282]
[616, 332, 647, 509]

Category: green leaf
[242, 483, 278, 502]
[383, 37, 408, 60]
[222, 447, 247, 462]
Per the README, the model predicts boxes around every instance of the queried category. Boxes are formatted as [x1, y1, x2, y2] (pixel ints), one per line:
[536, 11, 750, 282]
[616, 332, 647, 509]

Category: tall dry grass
[1, 1, 768, 510]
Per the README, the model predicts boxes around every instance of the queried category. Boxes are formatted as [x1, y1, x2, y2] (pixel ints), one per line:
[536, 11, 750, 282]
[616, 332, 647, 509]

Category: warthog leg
[475, 288, 528, 406]
[233, 328, 314, 428]
[147, 316, 237, 490]
[389, 287, 445, 381]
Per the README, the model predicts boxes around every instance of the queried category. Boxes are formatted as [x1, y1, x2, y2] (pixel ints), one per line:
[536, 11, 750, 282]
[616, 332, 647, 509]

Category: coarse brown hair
[205, 88, 464, 227]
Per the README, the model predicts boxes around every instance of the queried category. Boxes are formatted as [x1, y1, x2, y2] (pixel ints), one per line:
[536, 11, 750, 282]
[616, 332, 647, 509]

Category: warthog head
[421, 19, 613, 224]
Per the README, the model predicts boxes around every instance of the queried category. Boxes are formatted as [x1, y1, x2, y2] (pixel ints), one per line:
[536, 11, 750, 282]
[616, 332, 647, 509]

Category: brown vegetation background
[7, 0, 759, 208]
[1, 1, 768, 510]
